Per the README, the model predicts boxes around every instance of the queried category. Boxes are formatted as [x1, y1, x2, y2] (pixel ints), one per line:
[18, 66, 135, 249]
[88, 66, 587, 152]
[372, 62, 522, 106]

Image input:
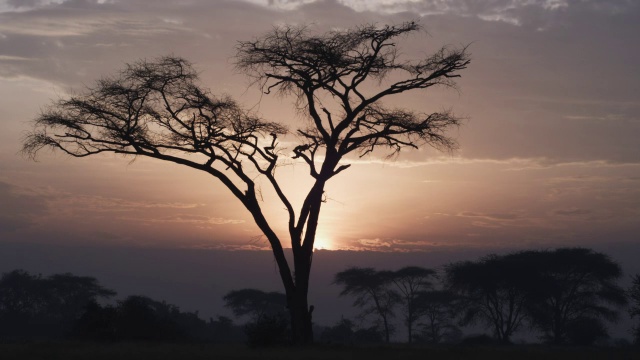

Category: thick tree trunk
[289, 231, 316, 344]
[285, 177, 328, 345]
[248, 160, 330, 346]
[288, 286, 314, 345]
[243, 194, 313, 344]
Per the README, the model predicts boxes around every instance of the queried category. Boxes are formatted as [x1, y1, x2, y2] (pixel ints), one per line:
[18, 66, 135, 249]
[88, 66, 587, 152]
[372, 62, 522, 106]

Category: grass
[0, 342, 638, 360]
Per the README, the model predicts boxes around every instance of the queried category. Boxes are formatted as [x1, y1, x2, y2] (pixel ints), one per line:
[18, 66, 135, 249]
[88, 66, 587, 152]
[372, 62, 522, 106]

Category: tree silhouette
[46, 273, 117, 333]
[223, 289, 287, 322]
[223, 289, 289, 347]
[334, 267, 399, 343]
[630, 274, 640, 344]
[564, 316, 609, 346]
[445, 254, 534, 344]
[115, 295, 186, 341]
[0, 269, 115, 340]
[519, 248, 626, 345]
[630, 274, 640, 345]
[414, 289, 460, 344]
[0, 270, 48, 339]
[446, 248, 626, 345]
[0, 270, 45, 316]
[390, 266, 436, 343]
[75, 295, 220, 342]
[23, 22, 469, 344]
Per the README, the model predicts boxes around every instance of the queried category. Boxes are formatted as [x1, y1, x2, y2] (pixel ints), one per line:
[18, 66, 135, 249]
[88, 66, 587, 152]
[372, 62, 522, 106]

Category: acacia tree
[520, 248, 627, 344]
[334, 267, 399, 343]
[23, 22, 469, 344]
[390, 266, 436, 343]
[445, 254, 535, 343]
[415, 289, 460, 344]
[223, 289, 287, 322]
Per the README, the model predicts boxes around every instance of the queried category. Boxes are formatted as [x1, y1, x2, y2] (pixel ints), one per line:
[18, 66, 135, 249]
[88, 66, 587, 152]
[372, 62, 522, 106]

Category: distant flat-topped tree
[23, 21, 470, 344]
[445, 248, 627, 345]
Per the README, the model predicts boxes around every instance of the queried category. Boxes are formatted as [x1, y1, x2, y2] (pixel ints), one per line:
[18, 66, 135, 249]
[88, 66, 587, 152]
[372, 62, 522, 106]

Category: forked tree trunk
[251, 162, 329, 345]
[244, 195, 312, 344]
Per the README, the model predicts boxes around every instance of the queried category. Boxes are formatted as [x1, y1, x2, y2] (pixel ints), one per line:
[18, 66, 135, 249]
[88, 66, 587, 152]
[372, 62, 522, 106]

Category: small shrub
[244, 314, 289, 348]
[566, 317, 609, 346]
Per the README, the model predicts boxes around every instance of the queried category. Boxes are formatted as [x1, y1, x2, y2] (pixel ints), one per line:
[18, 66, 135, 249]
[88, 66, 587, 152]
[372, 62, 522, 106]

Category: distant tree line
[0, 270, 115, 341]
[222, 247, 639, 347]
[0, 270, 244, 343]
[630, 274, 640, 344]
[1, 246, 639, 347]
[333, 248, 632, 346]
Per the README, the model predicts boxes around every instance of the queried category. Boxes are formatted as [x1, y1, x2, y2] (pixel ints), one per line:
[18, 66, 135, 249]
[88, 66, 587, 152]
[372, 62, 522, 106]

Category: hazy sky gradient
[1, 0, 639, 253]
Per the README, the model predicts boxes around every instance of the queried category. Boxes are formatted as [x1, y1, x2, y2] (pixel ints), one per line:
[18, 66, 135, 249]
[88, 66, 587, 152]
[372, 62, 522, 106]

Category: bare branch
[236, 21, 469, 165]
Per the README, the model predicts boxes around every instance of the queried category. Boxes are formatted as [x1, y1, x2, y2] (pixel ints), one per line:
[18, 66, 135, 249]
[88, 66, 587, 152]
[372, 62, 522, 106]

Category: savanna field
[1, 343, 639, 360]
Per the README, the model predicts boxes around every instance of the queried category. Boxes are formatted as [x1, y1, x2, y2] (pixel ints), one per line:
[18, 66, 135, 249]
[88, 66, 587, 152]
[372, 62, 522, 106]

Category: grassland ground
[0, 342, 639, 360]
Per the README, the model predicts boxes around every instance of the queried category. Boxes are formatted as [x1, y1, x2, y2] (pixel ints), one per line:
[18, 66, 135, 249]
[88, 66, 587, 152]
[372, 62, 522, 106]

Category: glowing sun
[313, 235, 334, 250]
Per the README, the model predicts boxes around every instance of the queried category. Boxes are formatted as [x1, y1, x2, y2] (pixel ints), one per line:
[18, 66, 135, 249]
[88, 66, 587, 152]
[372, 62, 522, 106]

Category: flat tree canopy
[519, 248, 627, 344]
[223, 289, 287, 321]
[334, 267, 399, 343]
[23, 21, 470, 344]
[445, 254, 533, 344]
[445, 248, 627, 345]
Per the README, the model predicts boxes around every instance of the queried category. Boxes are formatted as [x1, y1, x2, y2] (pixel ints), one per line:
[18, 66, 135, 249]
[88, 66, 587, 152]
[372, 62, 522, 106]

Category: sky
[0, 0, 639, 334]
[1, 0, 639, 251]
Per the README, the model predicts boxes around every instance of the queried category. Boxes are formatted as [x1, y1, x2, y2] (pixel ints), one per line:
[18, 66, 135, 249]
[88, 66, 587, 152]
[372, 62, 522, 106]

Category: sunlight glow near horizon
[313, 233, 335, 250]
[0, 0, 638, 254]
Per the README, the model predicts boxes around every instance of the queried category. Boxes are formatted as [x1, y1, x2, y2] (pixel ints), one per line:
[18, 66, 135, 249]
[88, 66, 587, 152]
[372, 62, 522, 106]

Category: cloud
[145, 214, 245, 225]
[92, 230, 127, 240]
[188, 243, 271, 251]
[456, 211, 522, 221]
[553, 208, 592, 217]
[5, 0, 47, 9]
[227, 0, 639, 22]
[1, 0, 639, 253]
[0, 55, 36, 61]
[563, 114, 629, 122]
[345, 236, 498, 252]
[546, 175, 612, 184]
[504, 159, 640, 171]
[340, 155, 640, 171]
[0, 8, 187, 37]
[341, 156, 538, 168]
[432, 210, 529, 230]
[49, 193, 203, 214]
[0, 180, 49, 232]
[335, 0, 570, 18]
[0, 180, 212, 229]
[350, 237, 448, 251]
[357, 237, 393, 248]
[43, 191, 249, 229]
